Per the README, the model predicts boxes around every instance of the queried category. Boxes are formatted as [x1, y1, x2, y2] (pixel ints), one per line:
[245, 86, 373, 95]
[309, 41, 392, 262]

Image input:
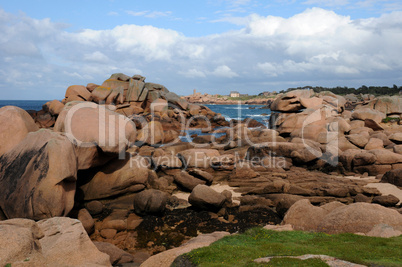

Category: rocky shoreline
[183, 92, 274, 105]
[1, 73, 402, 266]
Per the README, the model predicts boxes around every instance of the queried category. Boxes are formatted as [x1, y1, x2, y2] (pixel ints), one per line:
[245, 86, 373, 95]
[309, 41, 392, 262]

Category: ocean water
[0, 101, 271, 124]
[1, 100, 271, 143]
[204, 104, 271, 125]
[179, 104, 272, 142]
[0, 100, 50, 111]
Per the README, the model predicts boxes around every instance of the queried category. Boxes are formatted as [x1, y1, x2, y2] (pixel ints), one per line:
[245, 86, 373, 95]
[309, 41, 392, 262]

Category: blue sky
[1, 0, 402, 99]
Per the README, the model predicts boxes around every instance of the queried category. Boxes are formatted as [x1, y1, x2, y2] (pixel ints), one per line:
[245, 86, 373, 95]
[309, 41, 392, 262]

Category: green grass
[382, 117, 400, 123]
[177, 227, 402, 267]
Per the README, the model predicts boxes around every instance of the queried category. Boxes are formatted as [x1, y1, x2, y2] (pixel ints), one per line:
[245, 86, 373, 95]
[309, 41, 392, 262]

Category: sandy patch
[365, 182, 402, 205]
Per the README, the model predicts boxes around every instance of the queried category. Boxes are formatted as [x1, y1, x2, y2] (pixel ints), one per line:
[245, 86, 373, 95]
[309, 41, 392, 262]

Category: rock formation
[1, 73, 401, 265]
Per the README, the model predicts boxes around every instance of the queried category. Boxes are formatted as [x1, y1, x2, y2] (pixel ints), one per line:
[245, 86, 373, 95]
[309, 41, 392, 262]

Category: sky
[1, 0, 402, 100]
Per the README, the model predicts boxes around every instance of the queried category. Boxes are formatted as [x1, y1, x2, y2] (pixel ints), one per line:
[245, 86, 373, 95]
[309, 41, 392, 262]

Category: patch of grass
[179, 227, 402, 267]
[382, 117, 400, 123]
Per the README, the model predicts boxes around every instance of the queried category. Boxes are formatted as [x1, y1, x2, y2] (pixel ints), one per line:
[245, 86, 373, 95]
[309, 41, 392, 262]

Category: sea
[0, 100, 51, 111]
[0, 101, 271, 143]
[0, 101, 271, 124]
[204, 104, 271, 126]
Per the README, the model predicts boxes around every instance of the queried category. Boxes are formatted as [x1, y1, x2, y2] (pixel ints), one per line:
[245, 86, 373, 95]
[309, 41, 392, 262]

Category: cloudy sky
[1, 0, 402, 100]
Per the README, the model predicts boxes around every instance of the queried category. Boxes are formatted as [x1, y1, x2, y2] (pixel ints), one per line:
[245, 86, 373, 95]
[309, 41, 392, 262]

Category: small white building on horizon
[230, 91, 240, 97]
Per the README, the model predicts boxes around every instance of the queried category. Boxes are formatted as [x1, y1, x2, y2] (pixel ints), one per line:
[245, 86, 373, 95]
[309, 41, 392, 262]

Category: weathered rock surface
[137, 120, 165, 145]
[351, 107, 386, 123]
[270, 89, 313, 112]
[173, 171, 206, 191]
[43, 100, 65, 116]
[133, 189, 169, 215]
[0, 219, 46, 266]
[381, 169, 402, 187]
[189, 185, 227, 211]
[0, 130, 77, 220]
[282, 199, 328, 231]
[317, 202, 402, 235]
[80, 156, 149, 200]
[372, 194, 399, 207]
[365, 96, 402, 115]
[0, 106, 39, 157]
[38, 217, 111, 266]
[54, 102, 137, 169]
[389, 133, 402, 144]
[65, 85, 92, 101]
[0, 218, 111, 267]
[283, 200, 402, 237]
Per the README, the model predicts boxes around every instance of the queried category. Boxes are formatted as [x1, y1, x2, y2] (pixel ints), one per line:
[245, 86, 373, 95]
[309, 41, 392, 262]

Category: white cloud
[179, 69, 206, 78]
[302, 0, 350, 7]
[83, 51, 109, 62]
[212, 65, 239, 78]
[247, 8, 351, 37]
[126, 10, 172, 18]
[1, 7, 402, 99]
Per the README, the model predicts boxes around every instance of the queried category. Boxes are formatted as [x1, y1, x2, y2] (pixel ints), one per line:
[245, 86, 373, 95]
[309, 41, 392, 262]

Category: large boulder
[0, 106, 39, 157]
[80, 156, 149, 200]
[54, 102, 137, 169]
[188, 185, 226, 211]
[65, 85, 92, 101]
[366, 96, 402, 115]
[91, 86, 113, 103]
[365, 138, 384, 150]
[346, 133, 369, 148]
[173, 171, 206, 191]
[162, 92, 188, 110]
[0, 219, 46, 266]
[275, 108, 328, 138]
[369, 149, 402, 165]
[101, 77, 130, 103]
[320, 94, 346, 112]
[351, 108, 386, 123]
[133, 189, 169, 215]
[389, 133, 402, 144]
[299, 97, 323, 109]
[271, 89, 313, 112]
[38, 217, 111, 266]
[381, 169, 402, 187]
[282, 199, 329, 231]
[126, 78, 146, 102]
[283, 200, 402, 236]
[0, 218, 111, 267]
[317, 203, 402, 235]
[0, 130, 77, 220]
[43, 100, 65, 116]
